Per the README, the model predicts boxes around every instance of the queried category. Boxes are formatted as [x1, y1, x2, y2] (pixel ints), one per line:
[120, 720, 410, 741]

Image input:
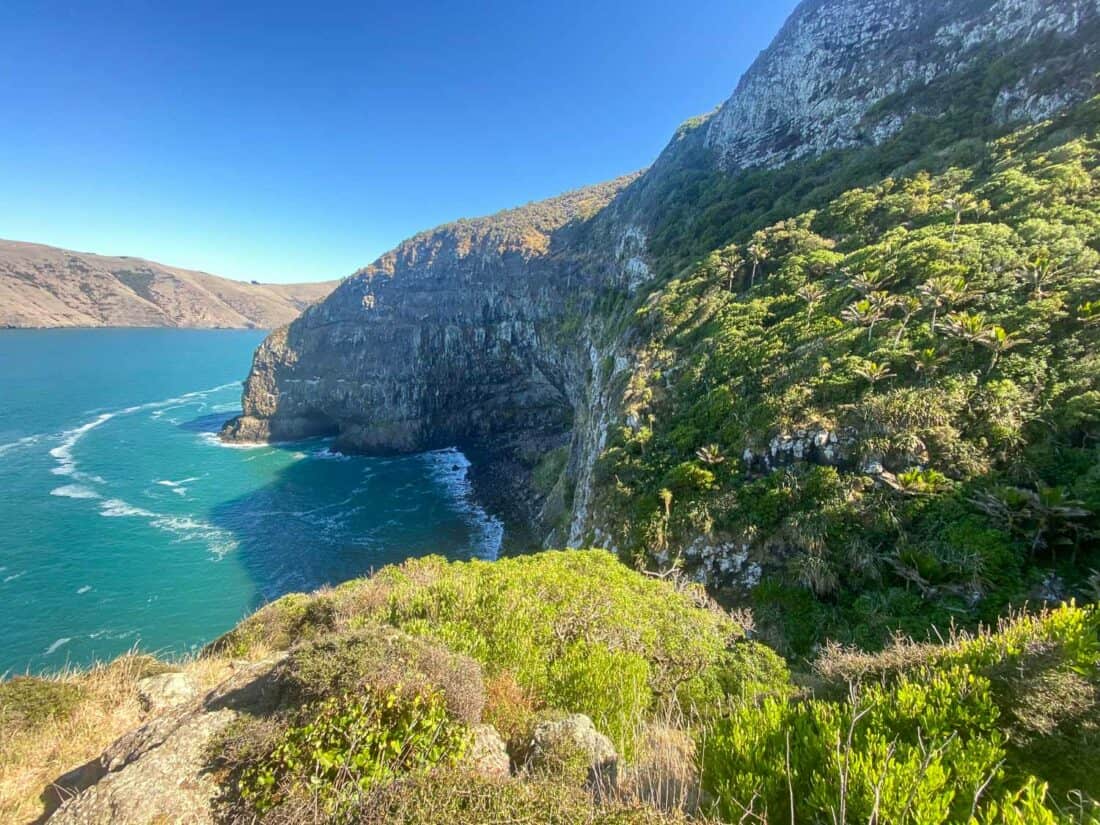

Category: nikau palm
[918, 275, 967, 334]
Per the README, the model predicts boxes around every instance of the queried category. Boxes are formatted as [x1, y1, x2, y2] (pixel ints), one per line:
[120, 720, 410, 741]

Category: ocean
[0, 328, 502, 675]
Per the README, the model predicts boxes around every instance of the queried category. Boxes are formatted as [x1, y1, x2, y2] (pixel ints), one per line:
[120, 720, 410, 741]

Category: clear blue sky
[0, 1, 799, 283]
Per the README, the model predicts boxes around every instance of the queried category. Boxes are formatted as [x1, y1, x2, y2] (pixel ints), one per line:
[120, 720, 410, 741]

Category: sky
[0, 1, 799, 283]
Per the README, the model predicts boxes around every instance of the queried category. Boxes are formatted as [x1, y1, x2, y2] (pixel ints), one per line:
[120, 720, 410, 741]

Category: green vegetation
[702, 604, 1100, 823]
[199, 553, 1099, 823]
[595, 97, 1100, 654]
[0, 677, 85, 731]
[236, 687, 468, 818]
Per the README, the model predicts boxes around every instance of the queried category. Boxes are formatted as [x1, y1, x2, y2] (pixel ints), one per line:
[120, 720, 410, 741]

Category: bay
[0, 328, 501, 675]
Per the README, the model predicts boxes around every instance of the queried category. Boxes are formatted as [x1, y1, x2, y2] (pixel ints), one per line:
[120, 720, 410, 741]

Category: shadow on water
[178, 412, 514, 616]
[177, 411, 237, 433]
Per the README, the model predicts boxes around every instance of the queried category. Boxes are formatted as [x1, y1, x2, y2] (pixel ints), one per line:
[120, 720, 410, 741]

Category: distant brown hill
[0, 239, 338, 329]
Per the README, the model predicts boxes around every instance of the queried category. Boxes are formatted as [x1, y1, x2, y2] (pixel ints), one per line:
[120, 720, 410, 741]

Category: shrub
[279, 626, 486, 724]
[701, 665, 1022, 823]
[811, 604, 1100, 803]
[547, 642, 653, 756]
[236, 686, 469, 819]
[350, 770, 696, 824]
[361, 551, 745, 750]
[207, 591, 337, 657]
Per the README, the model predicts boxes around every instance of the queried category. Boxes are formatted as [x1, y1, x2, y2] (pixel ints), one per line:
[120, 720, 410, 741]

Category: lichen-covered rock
[525, 713, 618, 791]
[136, 671, 197, 715]
[48, 658, 283, 824]
[466, 724, 511, 780]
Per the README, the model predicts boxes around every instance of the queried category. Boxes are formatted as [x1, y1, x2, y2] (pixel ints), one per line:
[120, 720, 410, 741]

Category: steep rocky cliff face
[702, 0, 1100, 171]
[221, 178, 640, 527]
[225, 0, 1100, 541]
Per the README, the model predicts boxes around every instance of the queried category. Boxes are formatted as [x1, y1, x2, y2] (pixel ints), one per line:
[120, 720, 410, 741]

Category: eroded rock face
[221, 178, 642, 528]
[703, 0, 1100, 170]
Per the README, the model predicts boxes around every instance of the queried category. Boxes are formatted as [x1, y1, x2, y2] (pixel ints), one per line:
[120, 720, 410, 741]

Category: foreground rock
[526, 713, 619, 792]
[48, 658, 283, 824]
[466, 724, 511, 780]
[135, 671, 198, 715]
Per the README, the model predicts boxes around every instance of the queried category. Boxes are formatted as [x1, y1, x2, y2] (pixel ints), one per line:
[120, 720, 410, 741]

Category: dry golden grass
[0, 650, 236, 823]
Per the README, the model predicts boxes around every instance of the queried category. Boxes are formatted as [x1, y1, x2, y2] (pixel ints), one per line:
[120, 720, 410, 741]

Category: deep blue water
[0, 329, 502, 675]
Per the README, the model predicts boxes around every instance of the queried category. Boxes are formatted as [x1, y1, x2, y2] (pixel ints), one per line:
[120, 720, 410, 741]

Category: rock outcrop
[0, 239, 337, 329]
[703, 0, 1100, 171]
[221, 176, 642, 528]
[48, 658, 284, 825]
[223, 0, 1100, 543]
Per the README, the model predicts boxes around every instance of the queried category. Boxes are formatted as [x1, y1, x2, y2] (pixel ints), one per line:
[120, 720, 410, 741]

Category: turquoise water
[0, 329, 502, 675]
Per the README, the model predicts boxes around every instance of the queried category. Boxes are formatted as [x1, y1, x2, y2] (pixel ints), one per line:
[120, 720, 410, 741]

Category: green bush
[279, 626, 486, 724]
[237, 686, 469, 818]
[546, 642, 652, 757]
[593, 94, 1100, 652]
[701, 664, 1046, 823]
[350, 770, 696, 824]
[362, 550, 745, 750]
[207, 591, 337, 657]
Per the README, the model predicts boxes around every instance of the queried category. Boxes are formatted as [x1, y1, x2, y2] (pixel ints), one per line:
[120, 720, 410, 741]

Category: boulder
[466, 724, 510, 780]
[48, 657, 283, 824]
[136, 671, 197, 715]
[525, 713, 618, 792]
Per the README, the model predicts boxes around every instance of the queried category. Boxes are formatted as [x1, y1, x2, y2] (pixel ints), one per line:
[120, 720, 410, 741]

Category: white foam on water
[77, 585, 92, 594]
[0, 434, 42, 456]
[51, 484, 101, 500]
[197, 431, 266, 450]
[49, 382, 243, 482]
[98, 499, 239, 560]
[3, 571, 25, 583]
[421, 448, 504, 560]
[312, 447, 350, 461]
[44, 638, 71, 656]
[50, 412, 116, 478]
[156, 477, 200, 487]
[100, 499, 157, 518]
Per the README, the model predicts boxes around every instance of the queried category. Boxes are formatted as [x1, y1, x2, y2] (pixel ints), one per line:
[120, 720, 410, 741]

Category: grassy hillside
[3, 552, 1096, 822]
[593, 97, 1100, 656]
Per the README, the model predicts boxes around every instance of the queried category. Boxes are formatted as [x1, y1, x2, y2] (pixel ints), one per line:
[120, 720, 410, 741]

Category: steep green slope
[594, 98, 1100, 654]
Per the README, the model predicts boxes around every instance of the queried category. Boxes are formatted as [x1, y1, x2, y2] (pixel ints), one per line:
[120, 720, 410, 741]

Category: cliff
[0, 239, 337, 329]
[225, 0, 1100, 543]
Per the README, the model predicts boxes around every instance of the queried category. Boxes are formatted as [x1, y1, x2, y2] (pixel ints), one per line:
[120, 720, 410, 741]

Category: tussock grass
[0, 649, 235, 822]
